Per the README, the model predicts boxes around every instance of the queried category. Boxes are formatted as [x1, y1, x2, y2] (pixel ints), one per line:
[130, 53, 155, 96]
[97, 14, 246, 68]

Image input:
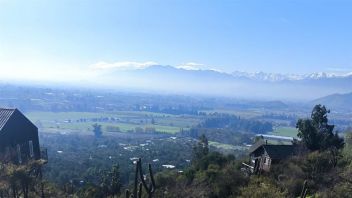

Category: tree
[92, 123, 102, 138]
[192, 134, 209, 169]
[95, 165, 121, 197]
[109, 165, 121, 197]
[296, 104, 344, 151]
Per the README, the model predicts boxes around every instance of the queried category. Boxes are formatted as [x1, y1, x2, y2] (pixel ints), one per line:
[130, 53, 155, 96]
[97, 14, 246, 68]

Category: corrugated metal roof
[263, 145, 295, 159]
[0, 108, 16, 130]
[248, 139, 266, 154]
[249, 141, 295, 159]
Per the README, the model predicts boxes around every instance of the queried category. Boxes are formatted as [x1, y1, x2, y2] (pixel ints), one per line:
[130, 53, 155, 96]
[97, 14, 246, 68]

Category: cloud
[89, 60, 222, 73]
[177, 62, 204, 70]
[90, 61, 158, 71]
[176, 62, 225, 73]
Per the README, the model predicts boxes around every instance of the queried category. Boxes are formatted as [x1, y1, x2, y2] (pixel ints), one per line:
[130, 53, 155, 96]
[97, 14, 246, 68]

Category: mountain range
[232, 71, 352, 82]
[94, 65, 352, 101]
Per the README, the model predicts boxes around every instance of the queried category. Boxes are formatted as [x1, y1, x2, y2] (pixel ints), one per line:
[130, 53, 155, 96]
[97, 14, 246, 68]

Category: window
[29, 140, 34, 158]
[17, 144, 22, 164]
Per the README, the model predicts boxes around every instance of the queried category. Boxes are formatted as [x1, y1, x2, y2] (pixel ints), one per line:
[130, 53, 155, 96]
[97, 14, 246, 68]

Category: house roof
[262, 145, 295, 159]
[0, 108, 16, 130]
[249, 143, 295, 160]
[248, 139, 266, 154]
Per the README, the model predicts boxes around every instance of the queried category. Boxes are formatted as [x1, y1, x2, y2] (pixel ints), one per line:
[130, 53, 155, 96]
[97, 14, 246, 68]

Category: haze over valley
[1, 1, 352, 197]
[3, 64, 352, 102]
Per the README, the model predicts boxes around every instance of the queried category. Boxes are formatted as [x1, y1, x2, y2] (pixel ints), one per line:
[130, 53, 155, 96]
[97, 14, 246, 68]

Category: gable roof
[263, 145, 295, 159]
[249, 143, 295, 160]
[0, 108, 16, 130]
[248, 139, 266, 154]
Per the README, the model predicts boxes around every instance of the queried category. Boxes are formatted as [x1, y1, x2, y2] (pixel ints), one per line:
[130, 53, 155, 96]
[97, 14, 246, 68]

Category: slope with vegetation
[1, 104, 351, 197]
[152, 104, 351, 197]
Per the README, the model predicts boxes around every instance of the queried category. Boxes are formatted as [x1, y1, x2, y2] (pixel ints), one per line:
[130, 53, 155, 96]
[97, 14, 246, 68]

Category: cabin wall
[251, 148, 272, 173]
[0, 111, 40, 161]
[260, 155, 271, 172]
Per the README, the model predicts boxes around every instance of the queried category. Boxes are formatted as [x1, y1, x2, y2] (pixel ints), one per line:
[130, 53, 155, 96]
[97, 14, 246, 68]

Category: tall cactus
[125, 189, 130, 198]
[300, 180, 308, 198]
[125, 158, 156, 198]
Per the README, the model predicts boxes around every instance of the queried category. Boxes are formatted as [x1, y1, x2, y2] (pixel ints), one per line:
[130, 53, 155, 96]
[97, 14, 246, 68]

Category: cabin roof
[0, 108, 16, 130]
[248, 139, 266, 154]
[249, 143, 295, 160]
[262, 145, 295, 159]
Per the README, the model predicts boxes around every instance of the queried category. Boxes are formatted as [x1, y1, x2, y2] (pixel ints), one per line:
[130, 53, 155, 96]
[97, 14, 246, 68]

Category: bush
[238, 176, 287, 198]
[303, 151, 335, 180]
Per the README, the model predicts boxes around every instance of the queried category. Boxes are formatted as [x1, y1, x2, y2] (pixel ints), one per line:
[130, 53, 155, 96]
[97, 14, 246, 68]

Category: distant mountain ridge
[97, 65, 352, 101]
[139, 65, 352, 82]
[101, 64, 352, 82]
[231, 71, 352, 82]
[311, 92, 352, 112]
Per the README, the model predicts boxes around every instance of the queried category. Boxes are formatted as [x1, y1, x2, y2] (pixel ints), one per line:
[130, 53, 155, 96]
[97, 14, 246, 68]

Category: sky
[0, 0, 352, 81]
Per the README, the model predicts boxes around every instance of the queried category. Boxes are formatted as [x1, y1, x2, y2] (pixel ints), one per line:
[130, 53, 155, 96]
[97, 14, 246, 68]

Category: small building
[0, 108, 41, 163]
[248, 140, 295, 173]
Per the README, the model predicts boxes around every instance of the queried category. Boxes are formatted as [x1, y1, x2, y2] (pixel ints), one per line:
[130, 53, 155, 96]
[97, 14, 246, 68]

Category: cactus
[300, 180, 308, 198]
[138, 182, 143, 198]
[126, 158, 156, 198]
[125, 189, 130, 198]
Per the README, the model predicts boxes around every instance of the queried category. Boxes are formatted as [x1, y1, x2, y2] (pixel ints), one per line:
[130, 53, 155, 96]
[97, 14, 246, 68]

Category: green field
[202, 109, 262, 118]
[26, 111, 201, 134]
[209, 141, 248, 151]
[270, 127, 298, 138]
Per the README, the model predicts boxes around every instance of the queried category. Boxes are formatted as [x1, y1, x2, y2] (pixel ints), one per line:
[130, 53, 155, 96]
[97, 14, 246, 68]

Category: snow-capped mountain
[303, 72, 352, 79]
[232, 71, 292, 81]
[231, 71, 352, 82]
[93, 65, 352, 100]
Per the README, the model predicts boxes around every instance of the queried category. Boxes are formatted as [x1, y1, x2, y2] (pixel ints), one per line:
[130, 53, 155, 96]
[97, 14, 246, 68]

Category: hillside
[311, 92, 352, 112]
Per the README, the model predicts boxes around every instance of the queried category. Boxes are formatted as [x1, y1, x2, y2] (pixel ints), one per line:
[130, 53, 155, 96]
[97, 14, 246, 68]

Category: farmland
[269, 126, 299, 138]
[26, 111, 202, 134]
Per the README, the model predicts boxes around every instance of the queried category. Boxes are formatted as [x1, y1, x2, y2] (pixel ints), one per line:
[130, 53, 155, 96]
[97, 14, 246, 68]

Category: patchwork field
[202, 109, 263, 118]
[270, 127, 299, 138]
[209, 141, 248, 151]
[26, 111, 201, 134]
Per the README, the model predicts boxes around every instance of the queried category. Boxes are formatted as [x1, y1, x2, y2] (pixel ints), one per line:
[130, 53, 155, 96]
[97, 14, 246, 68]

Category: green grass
[52, 121, 182, 134]
[209, 141, 248, 151]
[202, 109, 262, 118]
[26, 111, 198, 134]
[270, 127, 298, 138]
[266, 139, 293, 145]
[27, 111, 176, 121]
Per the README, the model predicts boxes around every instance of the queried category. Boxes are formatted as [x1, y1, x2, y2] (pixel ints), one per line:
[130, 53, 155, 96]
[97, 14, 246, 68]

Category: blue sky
[0, 0, 351, 80]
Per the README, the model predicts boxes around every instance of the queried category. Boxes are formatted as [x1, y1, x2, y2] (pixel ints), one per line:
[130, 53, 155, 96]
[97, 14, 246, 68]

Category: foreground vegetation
[152, 105, 351, 197]
[1, 104, 351, 197]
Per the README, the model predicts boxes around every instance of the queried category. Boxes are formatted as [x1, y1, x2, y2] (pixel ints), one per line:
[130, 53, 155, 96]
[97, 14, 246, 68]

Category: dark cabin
[248, 140, 295, 173]
[0, 108, 41, 163]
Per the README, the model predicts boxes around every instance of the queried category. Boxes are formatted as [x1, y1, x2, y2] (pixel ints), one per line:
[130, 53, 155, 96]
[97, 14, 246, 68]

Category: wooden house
[248, 140, 295, 173]
[0, 108, 41, 163]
